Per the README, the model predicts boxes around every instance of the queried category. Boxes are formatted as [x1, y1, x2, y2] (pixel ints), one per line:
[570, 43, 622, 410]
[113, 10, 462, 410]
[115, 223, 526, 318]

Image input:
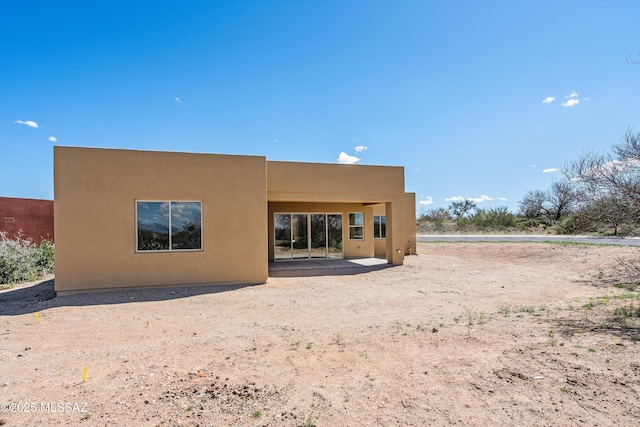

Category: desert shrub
[0, 231, 55, 284]
[617, 222, 640, 237]
[455, 216, 472, 231]
[32, 238, 55, 272]
[554, 216, 580, 235]
[613, 304, 640, 319]
[515, 217, 550, 231]
[417, 208, 454, 233]
[616, 255, 640, 290]
[468, 207, 516, 231]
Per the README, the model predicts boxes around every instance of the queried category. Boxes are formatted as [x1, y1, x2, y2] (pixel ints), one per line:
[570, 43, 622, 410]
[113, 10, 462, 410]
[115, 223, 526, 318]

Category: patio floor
[268, 257, 392, 277]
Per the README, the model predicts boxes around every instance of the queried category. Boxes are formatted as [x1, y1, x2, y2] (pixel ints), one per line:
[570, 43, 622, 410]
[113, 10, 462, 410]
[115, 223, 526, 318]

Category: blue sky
[1, 0, 638, 212]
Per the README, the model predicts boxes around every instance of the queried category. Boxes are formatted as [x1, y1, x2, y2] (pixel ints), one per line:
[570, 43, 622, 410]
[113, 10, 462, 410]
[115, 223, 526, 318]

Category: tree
[547, 180, 578, 221]
[578, 194, 634, 236]
[448, 200, 476, 219]
[564, 129, 640, 229]
[418, 207, 451, 222]
[518, 180, 577, 222]
[518, 190, 547, 219]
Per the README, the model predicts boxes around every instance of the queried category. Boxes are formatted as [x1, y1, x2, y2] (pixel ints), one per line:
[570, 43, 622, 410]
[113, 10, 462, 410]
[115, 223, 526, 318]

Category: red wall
[0, 197, 54, 243]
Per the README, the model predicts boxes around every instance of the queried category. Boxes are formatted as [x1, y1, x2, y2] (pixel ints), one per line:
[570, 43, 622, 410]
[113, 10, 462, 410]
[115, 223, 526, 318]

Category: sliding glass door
[291, 214, 309, 259]
[274, 214, 292, 260]
[327, 214, 343, 258]
[274, 213, 342, 260]
[310, 214, 327, 258]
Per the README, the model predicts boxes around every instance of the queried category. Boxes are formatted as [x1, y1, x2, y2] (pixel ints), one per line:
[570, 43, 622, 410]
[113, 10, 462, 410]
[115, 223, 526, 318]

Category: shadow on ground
[268, 264, 395, 278]
[0, 279, 260, 316]
[551, 314, 640, 342]
[1, 260, 396, 316]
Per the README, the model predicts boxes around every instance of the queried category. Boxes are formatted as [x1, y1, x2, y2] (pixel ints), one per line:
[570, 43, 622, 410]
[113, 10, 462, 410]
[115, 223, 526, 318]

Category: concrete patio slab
[268, 257, 391, 277]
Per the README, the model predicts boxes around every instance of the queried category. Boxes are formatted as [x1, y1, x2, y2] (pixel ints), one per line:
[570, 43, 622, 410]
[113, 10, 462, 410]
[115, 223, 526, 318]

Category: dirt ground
[1, 242, 639, 426]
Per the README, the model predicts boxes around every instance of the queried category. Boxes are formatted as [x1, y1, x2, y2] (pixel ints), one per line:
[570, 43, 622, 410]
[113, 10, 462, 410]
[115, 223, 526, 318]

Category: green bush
[469, 207, 516, 231]
[0, 231, 55, 285]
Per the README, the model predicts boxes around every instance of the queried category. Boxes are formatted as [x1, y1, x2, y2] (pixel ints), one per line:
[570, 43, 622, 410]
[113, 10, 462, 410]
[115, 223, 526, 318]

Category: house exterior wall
[404, 193, 417, 254]
[372, 204, 387, 256]
[54, 147, 268, 293]
[54, 147, 416, 293]
[266, 161, 405, 202]
[0, 197, 54, 243]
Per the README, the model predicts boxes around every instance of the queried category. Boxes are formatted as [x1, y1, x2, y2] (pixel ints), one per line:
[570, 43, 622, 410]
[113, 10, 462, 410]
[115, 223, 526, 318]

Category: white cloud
[175, 97, 181, 103]
[542, 97, 555, 104]
[543, 168, 559, 173]
[468, 195, 494, 203]
[337, 152, 361, 164]
[446, 195, 506, 203]
[274, 138, 280, 143]
[354, 145, 368, 153]
[561, 99, 580, 107]
[531, 165, 537, 168]
[15, 120, 39, 128]
[418, 196, 434, 206]
[560, 91, 581, 107]
[48, 136, 57, 142]
[579, 159, 639, 180]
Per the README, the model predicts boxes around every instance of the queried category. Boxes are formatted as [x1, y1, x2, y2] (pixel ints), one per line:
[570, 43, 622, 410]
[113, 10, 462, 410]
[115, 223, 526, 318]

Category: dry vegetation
[1, 242, 639, 426]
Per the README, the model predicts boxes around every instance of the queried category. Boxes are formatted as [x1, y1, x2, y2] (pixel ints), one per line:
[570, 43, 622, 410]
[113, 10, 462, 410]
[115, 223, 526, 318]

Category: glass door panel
[274, 214, 292, 260]
[327, 214, 343, 258]
[291, 214, 309, 259]
[310, 214, 327, 258]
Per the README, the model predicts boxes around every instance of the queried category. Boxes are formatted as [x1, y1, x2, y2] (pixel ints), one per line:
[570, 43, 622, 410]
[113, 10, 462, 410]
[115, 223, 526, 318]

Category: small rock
[431, 328, 438, 333]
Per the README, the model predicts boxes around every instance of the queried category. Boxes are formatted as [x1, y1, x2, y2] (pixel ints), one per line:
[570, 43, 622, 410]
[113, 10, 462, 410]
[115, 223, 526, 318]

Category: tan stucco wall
[404, 193, 417, 255]
[267, 161, 404, 202]
[372, 204, 387, 256]
[267, 202, 375, 261]
[266, 161, 413, 265]
[54, 147, 268, 292]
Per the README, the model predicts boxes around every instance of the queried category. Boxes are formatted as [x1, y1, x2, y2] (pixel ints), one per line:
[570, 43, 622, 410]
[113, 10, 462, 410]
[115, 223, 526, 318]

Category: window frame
[135, 200, 203, 253]
[348, 212, 364, 241]
[373, 214, 386, 239]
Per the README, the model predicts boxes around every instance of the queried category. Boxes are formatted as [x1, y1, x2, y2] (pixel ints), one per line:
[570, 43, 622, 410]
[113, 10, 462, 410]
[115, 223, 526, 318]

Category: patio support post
[385, 197, 404, 265]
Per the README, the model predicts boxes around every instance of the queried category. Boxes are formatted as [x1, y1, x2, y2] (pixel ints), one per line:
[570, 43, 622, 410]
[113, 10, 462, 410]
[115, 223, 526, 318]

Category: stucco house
[54, 146, 416, 294]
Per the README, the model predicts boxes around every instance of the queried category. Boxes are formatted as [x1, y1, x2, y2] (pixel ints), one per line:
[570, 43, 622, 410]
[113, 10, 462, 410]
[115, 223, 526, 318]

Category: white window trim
[348, 212, 364, 241]
[135, 200, 203, 253]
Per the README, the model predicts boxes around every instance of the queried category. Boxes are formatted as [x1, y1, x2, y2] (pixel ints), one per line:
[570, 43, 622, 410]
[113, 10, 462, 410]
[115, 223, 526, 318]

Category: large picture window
[348, 212, 364, 240]
[136, 201, 202, 252]
[374, 215, 386, 239]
